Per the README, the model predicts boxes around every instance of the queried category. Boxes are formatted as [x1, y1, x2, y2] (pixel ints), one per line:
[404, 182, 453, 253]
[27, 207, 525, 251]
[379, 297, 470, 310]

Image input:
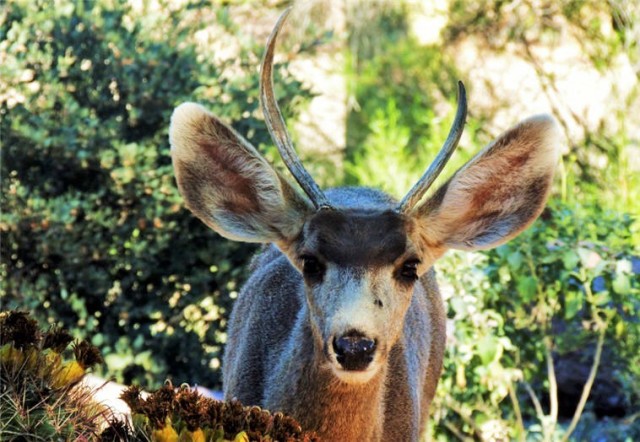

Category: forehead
[301, 209, 409, 267]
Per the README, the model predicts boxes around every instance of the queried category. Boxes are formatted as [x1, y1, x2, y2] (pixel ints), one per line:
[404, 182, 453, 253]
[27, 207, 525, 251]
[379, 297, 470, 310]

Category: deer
[169, 8, 560, 441]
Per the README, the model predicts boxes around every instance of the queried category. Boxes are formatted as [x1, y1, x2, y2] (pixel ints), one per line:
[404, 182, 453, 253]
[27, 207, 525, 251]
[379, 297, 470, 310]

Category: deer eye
[397, 259, 420, 283]
[301, 255, 325, 282]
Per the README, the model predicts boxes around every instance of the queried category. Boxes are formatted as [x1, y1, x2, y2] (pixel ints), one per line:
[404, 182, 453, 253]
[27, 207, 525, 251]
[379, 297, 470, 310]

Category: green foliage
[342, 3, 639, 438]
[430, 202, 640, 440]
[344, 98, 468, 199]
[2, 0, 638, 440]
[1, 0, 311, 389]
[446, 0, 633, 63]
[559, 127, 640, 216]
[344, 21, 464, 192]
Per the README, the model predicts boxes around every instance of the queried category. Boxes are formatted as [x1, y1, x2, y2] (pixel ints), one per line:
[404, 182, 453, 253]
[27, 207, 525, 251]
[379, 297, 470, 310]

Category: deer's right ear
[170, 103, 313, 243]
[412, 115, 560, 257]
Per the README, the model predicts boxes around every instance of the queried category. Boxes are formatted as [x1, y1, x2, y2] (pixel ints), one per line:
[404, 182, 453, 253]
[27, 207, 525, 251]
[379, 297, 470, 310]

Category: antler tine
[260, 7, 331, 210]
[398, 81, 467, 213]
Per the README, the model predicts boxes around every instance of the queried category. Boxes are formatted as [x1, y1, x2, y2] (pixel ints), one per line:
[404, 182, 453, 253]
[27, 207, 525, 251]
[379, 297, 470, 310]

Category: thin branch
[508, 382, 526, 442]
[523, 381, 545, 420]
[560, 323, 607, 442]
[623, 411, 640, 425]
[443, 421, 474, 442]
[545, 337, 559, 427]
[443, 397, 486, 442]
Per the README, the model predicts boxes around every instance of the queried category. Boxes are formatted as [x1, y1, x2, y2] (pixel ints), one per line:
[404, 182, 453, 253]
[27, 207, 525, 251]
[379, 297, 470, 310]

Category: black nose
[332, 331, 376, 371]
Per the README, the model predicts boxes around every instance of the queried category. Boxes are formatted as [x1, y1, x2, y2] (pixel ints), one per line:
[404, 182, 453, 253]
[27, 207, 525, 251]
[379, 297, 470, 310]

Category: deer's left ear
[413, 115, 561, 255]
[170, 103, 313, 244]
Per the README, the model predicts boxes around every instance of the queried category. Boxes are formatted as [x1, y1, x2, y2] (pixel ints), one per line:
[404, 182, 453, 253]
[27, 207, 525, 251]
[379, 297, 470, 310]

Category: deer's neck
[263, 310, 387, 441]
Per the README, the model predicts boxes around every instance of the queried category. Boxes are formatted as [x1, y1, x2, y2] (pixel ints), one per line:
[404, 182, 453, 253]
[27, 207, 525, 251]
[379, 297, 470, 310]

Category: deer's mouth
[328, 358, 382, 384]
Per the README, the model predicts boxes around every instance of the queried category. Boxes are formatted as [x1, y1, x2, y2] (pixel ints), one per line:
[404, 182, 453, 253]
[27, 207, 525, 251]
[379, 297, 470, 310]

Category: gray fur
[222, 188, 446, 441]
[170, 102, 559, 441]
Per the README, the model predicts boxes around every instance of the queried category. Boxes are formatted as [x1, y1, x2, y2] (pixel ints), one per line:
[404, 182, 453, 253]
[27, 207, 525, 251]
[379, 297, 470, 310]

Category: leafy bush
[1, 0, 311, 389]
[343, 12, 465, 194]
[341, 2, 639, 439]
[431, 201, 640, 440]
[2, 1, 638, 440]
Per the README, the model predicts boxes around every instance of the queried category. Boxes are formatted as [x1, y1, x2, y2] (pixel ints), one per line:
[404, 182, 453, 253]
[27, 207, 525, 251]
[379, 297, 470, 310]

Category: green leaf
[564, 290, 583, 319]
[450, 297, 467, 314]
[507, 251, 524, 270]
[477, 335, 499, 365]
[516, 276, 538, 302]
[613, 274, 631, 295]
[498, 265, 512, 284]
[616, 259, 632, 274]
[591, 290, 611, 306]
[562, 250, 580, 270]
[105, 353, 132, 371]
[91, 333, 105, 346]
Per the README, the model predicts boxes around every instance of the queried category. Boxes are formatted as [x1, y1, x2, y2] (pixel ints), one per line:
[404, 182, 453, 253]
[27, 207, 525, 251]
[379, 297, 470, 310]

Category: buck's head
[169, 9, 560, 384]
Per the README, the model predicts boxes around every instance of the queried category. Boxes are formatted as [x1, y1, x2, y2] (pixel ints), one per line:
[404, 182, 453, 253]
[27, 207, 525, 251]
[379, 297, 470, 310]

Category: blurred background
[1, 0, 638, 440]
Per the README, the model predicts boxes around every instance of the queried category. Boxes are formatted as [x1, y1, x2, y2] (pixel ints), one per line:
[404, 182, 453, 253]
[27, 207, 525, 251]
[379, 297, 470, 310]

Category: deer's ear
[413, 115, 561, 254]
[170, 103, 313, 243]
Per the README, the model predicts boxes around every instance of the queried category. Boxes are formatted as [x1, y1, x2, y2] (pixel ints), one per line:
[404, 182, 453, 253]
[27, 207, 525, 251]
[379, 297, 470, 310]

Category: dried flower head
[120, 385, 145, 415]
[272, 412, 299, 439]
[99, 418, 133, 441]
[245, 406, 271, 439]
[111, 383, 319, 441]
[0, 310, 41, 349]
[73, 340, 104, 369]
[175, 385, 207, 431]
[145, 383, 176, 428]
[0, 310, 114, 441]
[221, 399, 247, 439]
[42, 326, 74, 353]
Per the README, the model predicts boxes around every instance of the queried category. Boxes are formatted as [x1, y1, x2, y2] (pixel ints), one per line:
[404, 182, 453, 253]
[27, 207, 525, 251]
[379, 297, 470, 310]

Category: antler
[260, 8, 331, 210]
[398, 81, 467, 213]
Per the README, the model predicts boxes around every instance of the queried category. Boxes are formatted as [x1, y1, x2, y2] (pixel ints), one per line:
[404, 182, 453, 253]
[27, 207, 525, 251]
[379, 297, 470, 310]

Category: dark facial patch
[302, 209, 408, 268]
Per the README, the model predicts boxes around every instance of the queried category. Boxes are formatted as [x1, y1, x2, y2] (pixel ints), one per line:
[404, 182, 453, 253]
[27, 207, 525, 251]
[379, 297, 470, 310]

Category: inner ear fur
[414, 114, 561, 253]
[170, 102, 312, 243]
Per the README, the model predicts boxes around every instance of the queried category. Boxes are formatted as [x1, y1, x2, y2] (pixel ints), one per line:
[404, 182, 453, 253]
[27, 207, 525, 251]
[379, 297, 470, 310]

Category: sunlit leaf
[564, 290, 583, 319]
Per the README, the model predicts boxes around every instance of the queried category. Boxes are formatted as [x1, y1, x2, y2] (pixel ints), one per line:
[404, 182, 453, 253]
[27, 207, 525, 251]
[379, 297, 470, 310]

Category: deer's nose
[332, 331, 376, 371]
